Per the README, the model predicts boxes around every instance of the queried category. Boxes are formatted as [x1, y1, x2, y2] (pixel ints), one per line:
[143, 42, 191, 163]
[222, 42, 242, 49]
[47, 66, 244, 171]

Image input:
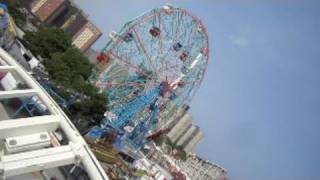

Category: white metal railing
[0, 48, 108, 180]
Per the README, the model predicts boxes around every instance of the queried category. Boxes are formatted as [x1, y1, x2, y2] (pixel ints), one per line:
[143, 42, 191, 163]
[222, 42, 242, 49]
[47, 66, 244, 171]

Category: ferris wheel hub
[159, 81, 172, 97]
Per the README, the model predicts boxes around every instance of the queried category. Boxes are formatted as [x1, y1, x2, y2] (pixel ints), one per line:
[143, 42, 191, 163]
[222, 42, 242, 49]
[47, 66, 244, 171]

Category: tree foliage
[23, 28, 72, 59]
[23, 27, 108, 132]
[43, 48, 108, 131]
[44, 48, 93, 87]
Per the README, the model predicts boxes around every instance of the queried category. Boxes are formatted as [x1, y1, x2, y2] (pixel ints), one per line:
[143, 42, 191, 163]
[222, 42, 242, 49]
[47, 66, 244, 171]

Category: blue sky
[75, 1, 320, 180]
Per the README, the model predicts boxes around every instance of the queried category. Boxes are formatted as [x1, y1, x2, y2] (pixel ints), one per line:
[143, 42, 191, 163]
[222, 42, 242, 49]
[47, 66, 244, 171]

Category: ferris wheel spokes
[88, 5, 209, 148]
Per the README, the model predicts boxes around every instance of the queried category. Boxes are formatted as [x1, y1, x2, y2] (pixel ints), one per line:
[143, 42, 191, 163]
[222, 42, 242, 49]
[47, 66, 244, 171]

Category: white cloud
[229, 35, 249, 48]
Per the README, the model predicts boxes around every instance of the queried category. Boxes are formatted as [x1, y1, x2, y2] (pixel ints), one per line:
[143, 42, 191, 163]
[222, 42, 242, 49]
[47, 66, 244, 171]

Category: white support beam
[0, 145, 76, 177]
[0, 49, 109, 180]
[0, 66, 16, 72]
[0, 89, 39, 99]
[0, 115, 60, 138]
[58, 117, 109, 180]
[0, 49, 59, 115]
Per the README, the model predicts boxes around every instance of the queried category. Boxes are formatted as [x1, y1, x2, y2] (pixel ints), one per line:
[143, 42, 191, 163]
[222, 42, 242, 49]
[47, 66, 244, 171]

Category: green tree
[22, 27, 108, 132]
[44, 48, 108, 131]
[23, 28, 72, 59]
[45, 48, 93, 87]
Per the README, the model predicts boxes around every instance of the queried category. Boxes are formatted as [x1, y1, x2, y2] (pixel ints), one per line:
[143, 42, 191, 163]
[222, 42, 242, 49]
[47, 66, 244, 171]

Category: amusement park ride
[86, 5, 209, 152]
[0, 3, 212, 179]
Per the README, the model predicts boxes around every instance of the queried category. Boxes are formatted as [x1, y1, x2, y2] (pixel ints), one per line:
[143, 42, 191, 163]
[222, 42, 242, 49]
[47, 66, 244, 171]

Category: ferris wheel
[89, 5, 209, 148]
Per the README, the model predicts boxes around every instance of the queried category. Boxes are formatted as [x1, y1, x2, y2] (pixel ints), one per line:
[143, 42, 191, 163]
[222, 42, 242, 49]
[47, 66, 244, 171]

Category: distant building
[30, 0, 102, 52]
[157, 103, 186, 130]
[49, 4, 87, 37]
[177, 154, 228, 180]
[167, 112, 192, 143]
[183, 128, 204, 153]
[72, 21, 102, 52]
[31, 0, 68, 24]
[176, 125, 204, 153]
[166, 111, 204, 153]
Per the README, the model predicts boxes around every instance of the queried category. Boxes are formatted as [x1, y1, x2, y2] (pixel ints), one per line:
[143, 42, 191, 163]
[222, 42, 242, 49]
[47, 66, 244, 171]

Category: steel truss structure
[88, 5, 209, 149]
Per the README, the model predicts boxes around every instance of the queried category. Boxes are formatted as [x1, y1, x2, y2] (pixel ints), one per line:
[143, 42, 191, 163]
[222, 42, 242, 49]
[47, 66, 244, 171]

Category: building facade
[166, 112, 204, 153]
[177, 154, 228, 180]
[31, 0, 68, 24]
[183, 129, 204, 153]
[30, 0, 102, 52]
[49, 4, 88, 37]
[167, 112, 192, 143]
[72, 21, 102, 52]
[176, 125, 204, 153]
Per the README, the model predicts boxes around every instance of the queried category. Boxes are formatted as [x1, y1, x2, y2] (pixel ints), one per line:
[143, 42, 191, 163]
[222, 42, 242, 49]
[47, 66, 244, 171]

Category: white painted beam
[0, 66, 16, 72]
[0, 115, 60, 138]
[1, 145, 76, 177]
[0, 89, 39, 99]
[0, 49, 60, 115]
[0, 49, 109, 180]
